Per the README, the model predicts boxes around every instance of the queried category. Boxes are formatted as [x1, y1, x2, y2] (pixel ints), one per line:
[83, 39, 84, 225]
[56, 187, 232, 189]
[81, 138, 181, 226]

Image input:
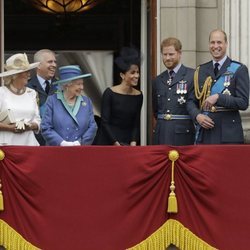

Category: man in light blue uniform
[187, 29, 249, 144]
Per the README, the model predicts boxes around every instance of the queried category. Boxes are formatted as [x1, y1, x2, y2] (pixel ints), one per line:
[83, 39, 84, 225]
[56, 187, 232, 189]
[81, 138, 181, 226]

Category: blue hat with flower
[53, 65, 91, 85]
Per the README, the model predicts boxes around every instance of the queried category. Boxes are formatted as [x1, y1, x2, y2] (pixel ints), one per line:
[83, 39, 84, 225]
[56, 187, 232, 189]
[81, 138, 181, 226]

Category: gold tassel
[0, 190, 3, 211]
[167, 150, 179, 214]
[168, 186, 177, 213]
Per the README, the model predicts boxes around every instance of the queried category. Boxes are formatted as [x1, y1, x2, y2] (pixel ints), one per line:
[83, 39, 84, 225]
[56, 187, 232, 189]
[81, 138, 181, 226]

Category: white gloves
[15, 120, 26, 130]
[60, 140, 81, 146]
[15, 120, 33, 130]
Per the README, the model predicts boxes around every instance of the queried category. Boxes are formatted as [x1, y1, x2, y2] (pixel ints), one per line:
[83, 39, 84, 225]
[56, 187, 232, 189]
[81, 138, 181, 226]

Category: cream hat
[0, 53, 39, 77]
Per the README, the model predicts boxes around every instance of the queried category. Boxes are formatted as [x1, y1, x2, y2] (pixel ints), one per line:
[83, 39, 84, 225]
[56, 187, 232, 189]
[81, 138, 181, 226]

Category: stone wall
[159, 0, 250, 143]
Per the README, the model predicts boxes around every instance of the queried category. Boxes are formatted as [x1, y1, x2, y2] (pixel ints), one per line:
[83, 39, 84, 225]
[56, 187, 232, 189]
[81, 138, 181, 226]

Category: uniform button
[75, 137, 78, 139]
[66, 136, 69, 139]
[169, 88, 171, 90]
[168, 98, 170, 101]
[167, 110, 170, 113]
[232, 120, 235, 122]
[76, 128, 78, 131]
[186, 129, 189, 133]
[66, 128, 69, 130]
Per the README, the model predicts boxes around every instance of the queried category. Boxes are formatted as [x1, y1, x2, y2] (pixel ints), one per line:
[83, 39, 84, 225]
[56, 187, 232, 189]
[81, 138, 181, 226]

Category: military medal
[183, 83, 187, 94]
[224, 75, 231, 87]
[222, 89, 231, 95]
[167, 79, 172, 85]
[179, 80, 187, 94]
[180, 84, 184, 94]
[178, 96, 186, 104]
[176, 84, 181, 94]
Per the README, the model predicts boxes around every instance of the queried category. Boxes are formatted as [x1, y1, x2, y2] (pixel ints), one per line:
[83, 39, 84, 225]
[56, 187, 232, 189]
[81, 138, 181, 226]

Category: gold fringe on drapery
[0, 219, 40, 250]
[127, 219, 217, 250]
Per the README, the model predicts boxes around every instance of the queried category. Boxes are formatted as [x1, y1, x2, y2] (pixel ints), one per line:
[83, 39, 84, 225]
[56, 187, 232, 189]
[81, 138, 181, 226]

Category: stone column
[222, 0, 250, 143]
[158, 0, 197, 72]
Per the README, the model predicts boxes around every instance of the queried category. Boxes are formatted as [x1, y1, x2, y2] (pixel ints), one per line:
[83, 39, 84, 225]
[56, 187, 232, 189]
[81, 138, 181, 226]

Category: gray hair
[59, 82, 73, 91]
[34, 49, 55, 63]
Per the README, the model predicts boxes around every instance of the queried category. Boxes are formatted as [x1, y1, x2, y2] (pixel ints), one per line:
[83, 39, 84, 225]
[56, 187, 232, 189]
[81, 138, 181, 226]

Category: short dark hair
[114, 47, 141, 73]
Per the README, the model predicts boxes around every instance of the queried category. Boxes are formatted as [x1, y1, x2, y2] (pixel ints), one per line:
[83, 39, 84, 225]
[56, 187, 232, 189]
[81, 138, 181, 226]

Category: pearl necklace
[8, 84, 26, 95]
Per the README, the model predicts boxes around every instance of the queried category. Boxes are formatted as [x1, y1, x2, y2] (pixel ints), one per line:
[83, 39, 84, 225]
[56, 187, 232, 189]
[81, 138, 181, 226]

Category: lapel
[159, 70, 169, 86]
[203, 61, 215, 79]
[170, 65, 186, 86]
[29, 76, 47, 96]
[159, 66, 187, 87]
[216, 57, 231, 78]
[209, 57, 231, 80]
[29, 76, 57, 96]
[57, 91, 82, 124]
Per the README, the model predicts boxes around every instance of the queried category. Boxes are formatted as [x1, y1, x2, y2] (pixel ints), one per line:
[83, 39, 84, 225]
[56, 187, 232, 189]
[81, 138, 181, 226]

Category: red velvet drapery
[0, 145, 250, 249]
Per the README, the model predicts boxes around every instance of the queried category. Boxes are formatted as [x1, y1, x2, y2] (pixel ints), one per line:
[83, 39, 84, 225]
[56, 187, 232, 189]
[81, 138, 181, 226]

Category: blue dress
[41, 91, 97, 146]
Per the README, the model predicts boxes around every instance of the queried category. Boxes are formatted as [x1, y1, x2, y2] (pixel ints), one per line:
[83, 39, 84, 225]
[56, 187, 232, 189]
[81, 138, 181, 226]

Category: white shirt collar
[168, 63, 181, 74]
[37, 75, 51, 90]
[213, 55, 227, 68]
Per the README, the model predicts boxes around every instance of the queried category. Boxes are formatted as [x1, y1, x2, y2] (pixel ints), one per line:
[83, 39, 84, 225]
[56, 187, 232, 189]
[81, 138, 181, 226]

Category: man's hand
[196, 114, 215, 129]
[203, 94, 219, 111]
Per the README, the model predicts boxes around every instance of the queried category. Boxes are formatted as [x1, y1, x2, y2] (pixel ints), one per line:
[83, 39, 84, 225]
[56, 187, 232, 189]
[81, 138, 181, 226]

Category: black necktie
[45, 80, 50, 94]
[214, 63, 219, 76]
[169, 70, 175, 79]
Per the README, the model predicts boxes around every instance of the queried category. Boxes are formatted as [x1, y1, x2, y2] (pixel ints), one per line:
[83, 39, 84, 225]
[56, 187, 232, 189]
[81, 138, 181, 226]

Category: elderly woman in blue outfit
[41, 65, 97, 146]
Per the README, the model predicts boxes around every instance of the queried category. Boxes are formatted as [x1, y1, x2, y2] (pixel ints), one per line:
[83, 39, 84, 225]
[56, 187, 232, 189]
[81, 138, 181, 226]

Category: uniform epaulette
[231, 60, 242, 66]
[197, 61, 212, 68]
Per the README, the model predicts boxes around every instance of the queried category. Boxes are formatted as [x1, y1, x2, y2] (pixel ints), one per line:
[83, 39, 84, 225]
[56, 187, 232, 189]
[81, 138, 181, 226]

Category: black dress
[95, 88, 143, 145]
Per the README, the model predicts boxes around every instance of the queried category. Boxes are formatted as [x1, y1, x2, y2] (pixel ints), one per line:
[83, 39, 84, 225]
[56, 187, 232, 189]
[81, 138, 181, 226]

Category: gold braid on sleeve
[194, 66, 213, 109]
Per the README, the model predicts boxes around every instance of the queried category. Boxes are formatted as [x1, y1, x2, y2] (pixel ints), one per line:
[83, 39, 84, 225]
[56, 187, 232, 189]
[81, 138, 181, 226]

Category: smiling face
[66, 78, 84, 97]
[14, 71, 31, 86]
[161, 45, 181, 70]
[209, 30, 228, 61]
[37, 52, 57, 80]
[121, 64, 140, 87]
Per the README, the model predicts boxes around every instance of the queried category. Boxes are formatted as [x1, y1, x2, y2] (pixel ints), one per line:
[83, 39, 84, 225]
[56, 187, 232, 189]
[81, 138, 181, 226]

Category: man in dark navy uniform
[152, 37, 195, 145]
[187, 29, 249, 144]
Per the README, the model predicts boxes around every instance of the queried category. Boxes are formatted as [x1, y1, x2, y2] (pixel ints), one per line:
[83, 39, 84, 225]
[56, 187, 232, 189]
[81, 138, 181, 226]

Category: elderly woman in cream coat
[0, 53, 41, 146]
[41, 65, 97, 146]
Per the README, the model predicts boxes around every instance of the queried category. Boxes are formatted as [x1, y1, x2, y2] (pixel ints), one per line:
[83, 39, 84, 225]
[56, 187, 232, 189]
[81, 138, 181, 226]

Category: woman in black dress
[96, 47, 143, 146]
